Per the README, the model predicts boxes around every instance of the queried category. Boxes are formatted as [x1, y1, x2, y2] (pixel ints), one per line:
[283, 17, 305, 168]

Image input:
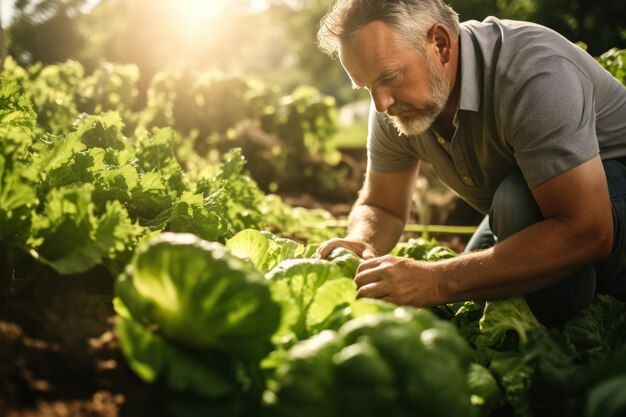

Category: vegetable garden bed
[2, 49, 626, 417]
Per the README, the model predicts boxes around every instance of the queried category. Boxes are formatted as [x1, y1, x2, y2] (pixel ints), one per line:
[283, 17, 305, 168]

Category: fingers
[356, 255, 386, 273]
[354, 266, 380, 287]
[313, 238, 347, 259]
[356, 282, 390, 299]
[361, 247, 378, 260]
[313, 238, 376, 259]
[354, 262, 388, 299]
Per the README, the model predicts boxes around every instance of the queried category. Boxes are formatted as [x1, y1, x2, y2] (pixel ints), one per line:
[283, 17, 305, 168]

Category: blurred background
[2, 0, 625, 99]
[1, 0, 625, 242]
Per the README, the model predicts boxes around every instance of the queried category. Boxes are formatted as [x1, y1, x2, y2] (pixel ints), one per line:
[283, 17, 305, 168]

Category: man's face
[339, 21, 452, 136]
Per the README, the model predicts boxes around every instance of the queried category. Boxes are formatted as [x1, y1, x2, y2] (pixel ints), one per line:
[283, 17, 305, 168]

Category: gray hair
[317, 0, 460, 56]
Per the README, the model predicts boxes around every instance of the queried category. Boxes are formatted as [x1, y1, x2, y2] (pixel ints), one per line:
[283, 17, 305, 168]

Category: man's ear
[428, 23, 452, 64]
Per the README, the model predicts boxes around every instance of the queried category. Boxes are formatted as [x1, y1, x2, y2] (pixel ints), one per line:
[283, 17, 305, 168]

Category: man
[314, 0, 626, 327]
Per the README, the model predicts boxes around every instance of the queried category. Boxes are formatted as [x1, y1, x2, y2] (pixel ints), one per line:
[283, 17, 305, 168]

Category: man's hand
[313, 238, 379, 260]
[313, 166, 419, 261]
[354, 255, 440, 307]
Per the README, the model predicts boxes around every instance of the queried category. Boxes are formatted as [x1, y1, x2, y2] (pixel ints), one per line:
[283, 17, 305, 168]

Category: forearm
[435, 217, 610, 303]
[346, 203, 405, 256]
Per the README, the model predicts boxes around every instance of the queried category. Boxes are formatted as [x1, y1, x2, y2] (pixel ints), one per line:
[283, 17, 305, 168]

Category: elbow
[593, 227, 613, 262]
[582, 220, 613, 263]
[562, 215, 613, 265]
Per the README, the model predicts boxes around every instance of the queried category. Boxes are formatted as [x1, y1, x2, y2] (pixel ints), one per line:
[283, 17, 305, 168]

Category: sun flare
[170, 0, 229, 29]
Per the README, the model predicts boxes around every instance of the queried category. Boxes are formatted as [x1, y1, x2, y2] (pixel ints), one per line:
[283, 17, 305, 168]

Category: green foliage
[597, 48, 626, 86]
[266, 258, 353, 342]
[28, 184, 142, 274]
[0, 79, 39, 246]
[116, 232, 280, 361]
[477, 297, 545, 349]
[585, 375, 626, 417]
[226, 229, 304, 274]
[453, 295, 626, 417]
[447, 0, 626, 56]
[110, 230, 477, 415]
[116, 315, 237, 398]
[466, 363, 503, 416]
[391, 237, 458, 261]
[1, 55, 362, 203]
[562, 294, 626, 360]
[260, 194, 342, 243]
[268, 308, 477, 417]
[325, 247, 361, 278]
[3, 29, 626, 416]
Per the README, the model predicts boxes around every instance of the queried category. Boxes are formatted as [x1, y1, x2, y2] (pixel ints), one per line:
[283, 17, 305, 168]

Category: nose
[370, 87, 394, 113]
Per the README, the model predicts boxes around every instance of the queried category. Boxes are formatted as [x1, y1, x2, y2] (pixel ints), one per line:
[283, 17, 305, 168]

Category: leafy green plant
[116, 232, 280, 361]
[267, 308, 478, 417]
[597, 48, 626, 85]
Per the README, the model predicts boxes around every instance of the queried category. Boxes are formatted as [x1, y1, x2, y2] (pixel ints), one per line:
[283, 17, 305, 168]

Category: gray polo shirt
[367, 17, 626, 214]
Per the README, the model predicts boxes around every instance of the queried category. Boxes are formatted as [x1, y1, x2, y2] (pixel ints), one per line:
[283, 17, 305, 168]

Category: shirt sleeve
[502, 56, 599, 189]
[366, 104, 420, 173]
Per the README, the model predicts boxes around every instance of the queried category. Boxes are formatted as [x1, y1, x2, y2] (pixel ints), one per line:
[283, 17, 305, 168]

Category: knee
[489, 171, 543, 241]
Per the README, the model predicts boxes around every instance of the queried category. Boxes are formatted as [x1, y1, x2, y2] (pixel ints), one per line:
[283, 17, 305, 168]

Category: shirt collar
[457, 26, 482, 112]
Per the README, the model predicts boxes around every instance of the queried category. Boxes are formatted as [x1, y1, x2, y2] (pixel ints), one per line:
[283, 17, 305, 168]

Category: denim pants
[464, 160, 626, 327]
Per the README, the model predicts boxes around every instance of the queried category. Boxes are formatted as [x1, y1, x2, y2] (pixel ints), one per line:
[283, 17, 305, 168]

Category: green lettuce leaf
[306, 278, 356, 330]
[563, 294, 626, 360]
[73, 111, 128, 150]
[477, 297, 545, 350]
[325, 247, 361, 278]
[466, 363, 502, 417]
[267, 330, 344, 417]
[198, 148, 266, 232]
[116, 314, 236, 399]
[391, 238, 441, 260]
[145, 191, 228, 242]
[27, 184, 138, 274]
[266, 258, 347, 341]
[333, 340, 398, 417]
[115, 232, 280, 361]
[585, 374, 626, 417]
[226, 229, 304, 273]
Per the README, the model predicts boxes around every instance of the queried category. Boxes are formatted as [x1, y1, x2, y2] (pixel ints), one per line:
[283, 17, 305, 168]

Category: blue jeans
[464, 160, 626, 327]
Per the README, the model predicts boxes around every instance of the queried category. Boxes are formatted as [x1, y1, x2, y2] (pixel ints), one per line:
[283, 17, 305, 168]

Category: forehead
[338, 21, 414, 87]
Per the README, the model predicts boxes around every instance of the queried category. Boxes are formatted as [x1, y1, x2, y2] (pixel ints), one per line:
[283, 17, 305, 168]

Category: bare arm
[355, 156, 614, 306]
[316, 164, 420, 259]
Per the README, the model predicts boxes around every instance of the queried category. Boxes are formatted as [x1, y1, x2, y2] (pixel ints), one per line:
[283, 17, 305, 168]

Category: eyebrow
[351, 67, 400, 90]
[375, 69, 399, 84]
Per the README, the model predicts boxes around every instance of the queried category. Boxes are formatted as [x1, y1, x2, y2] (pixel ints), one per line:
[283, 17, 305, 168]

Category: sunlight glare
[171, 0, 229, 30]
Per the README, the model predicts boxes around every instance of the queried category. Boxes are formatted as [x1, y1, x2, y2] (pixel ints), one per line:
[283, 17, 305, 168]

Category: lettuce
[268, 308, 477, 417]
[27, 184, 142, 274]
[325, 247, 361, 278]
[226, 228, 304, 273]
[266, 258, 354, 342]
[477, 297, 545, 350]
[391, 237, 457, 261]
[116, 315, 236, 398]
[563, 294, 626, 360]
[466, 363, 502, 416]
[115, 232, 280, 361]
[585, 374, 626, 417]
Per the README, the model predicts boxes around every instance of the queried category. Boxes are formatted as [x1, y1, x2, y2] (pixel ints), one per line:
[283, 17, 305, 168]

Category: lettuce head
[115, 232, 280, 361]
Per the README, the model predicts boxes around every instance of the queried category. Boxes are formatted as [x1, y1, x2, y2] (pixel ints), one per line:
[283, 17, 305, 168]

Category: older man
[314, 0, 626, 326]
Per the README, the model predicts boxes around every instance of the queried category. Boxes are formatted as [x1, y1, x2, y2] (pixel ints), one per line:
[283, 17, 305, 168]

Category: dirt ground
[0, 272, 169, 417]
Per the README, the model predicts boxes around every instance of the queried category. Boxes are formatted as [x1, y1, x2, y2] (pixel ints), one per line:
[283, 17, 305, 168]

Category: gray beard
[387, 53, 452, 136]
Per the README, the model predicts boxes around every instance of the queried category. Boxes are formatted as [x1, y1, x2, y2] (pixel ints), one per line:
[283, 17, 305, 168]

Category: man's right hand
[313, 238, 379, 260]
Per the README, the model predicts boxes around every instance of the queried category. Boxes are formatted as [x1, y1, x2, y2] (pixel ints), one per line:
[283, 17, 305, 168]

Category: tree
[8, 0, 89, 65]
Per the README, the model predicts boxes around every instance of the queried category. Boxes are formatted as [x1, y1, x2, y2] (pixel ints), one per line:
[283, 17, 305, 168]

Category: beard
[386, 52, 452, 136]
